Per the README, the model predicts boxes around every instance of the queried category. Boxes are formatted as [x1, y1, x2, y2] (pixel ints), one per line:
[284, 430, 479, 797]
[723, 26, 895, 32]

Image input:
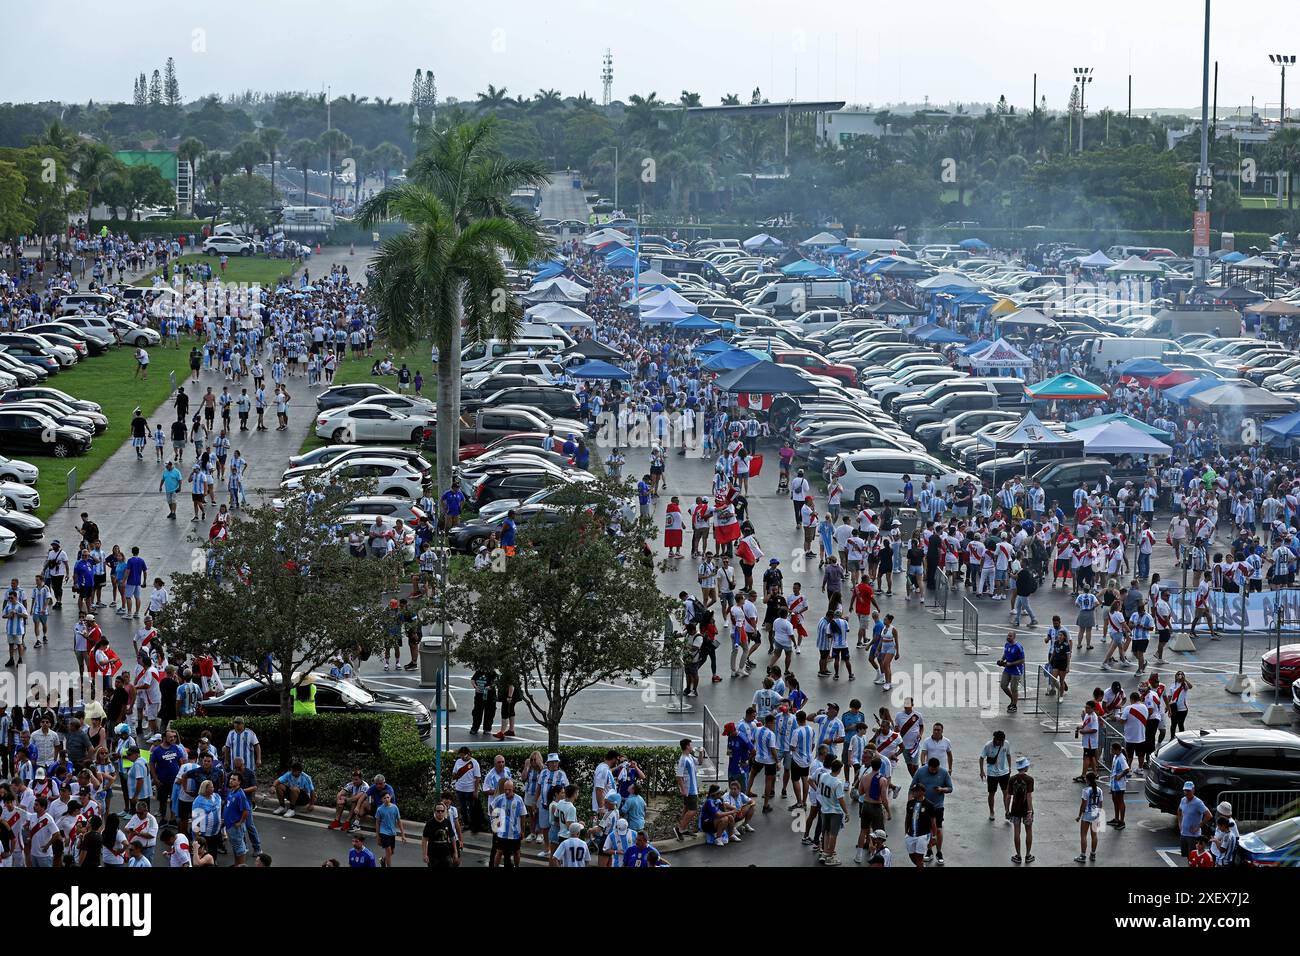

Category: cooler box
[748, 454, 764, 478]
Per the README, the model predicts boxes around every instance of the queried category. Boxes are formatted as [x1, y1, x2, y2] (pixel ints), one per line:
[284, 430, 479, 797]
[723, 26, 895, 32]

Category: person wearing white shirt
[551, 822, 589, 867]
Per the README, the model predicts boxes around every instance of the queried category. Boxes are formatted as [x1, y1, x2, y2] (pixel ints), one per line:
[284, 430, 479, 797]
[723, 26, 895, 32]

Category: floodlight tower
[601, 50, 613, 106]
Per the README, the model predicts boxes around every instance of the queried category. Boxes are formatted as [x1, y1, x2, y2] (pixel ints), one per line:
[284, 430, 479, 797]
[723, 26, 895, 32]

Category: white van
[749, 279, 853, 316]
[56, 292, 115, 315]
[1087, 337, 1182, 370]
[845, 238, 913, 256]
[461, 337, 565, 370]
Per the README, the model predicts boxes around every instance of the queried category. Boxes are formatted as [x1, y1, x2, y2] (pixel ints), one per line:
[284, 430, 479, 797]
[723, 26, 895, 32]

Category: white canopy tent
[800, 231, 842, 247]
[525, 276, 589, 301]
[581, 228, 631, 247]
[1105, 256, 1165, 275]
[639, 301, 695, 324]
[525, 303, 596, 328]
[916, 271, 979, 291]
[630, 287, 696, 310]
[969, 337, 1032, 368]
[1070, 421, 1172, 455]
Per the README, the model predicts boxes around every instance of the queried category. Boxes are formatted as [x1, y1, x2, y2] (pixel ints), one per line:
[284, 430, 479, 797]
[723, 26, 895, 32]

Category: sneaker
[873, 675, 885, 685]
[854, 848, 865, 863]
[284, 808, 296, 818]
[882, 682, 892, 691]
[935, 851, 944, 865]
[711, 675, 722, 683]
[801, 836, 815, 845]
[273, 807, 287, 816]
[743, 823, 756, 833]
[730, 833, 742, 843]
[347, 821, 361, 833]
[327, 820, 341, 830]
[1007, 704, 1017, 713]
[1074, 853, 1087, 863]
[1025, 854, 1035, 863]
[383, 661, 390, 672]
[1011, 854, 1022, 864]
[673, 826, 684, 841]
[824, 854, 841, 866]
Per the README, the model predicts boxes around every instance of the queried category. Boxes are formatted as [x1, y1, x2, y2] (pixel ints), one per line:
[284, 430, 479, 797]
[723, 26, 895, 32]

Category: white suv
[279, 457, 427, 498]
[202, 235, 254, 256]
[828, 449, 972, 507]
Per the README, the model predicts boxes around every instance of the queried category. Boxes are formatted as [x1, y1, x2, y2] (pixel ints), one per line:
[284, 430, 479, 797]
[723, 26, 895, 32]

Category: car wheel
[2, 498, 14, 510]
[856, 486, 880, 507]
[331, 428, 349, 443]
[411, 428, 424, 444]
[240, 249, 251, 257]
[205, 249, 215, 255]
[52, 442, 70, 459]
[135, 336, 148, 347]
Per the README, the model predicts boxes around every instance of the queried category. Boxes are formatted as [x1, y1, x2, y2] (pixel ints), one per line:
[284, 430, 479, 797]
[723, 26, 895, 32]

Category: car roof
[1179, 728, 1300, 746]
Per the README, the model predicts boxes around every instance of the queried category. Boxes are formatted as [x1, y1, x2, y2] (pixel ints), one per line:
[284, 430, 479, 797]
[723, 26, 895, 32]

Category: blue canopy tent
[959, 338, 993, 356]
[1261, 411, 1300, 445]
[712, 360, 820, 395]
[701, 348, 765, 372]
[673, 314, 724, 332]
[568, 359, 632, 380]
[532, 263, 567, 283]
[958, 238, 990, 250]
[603, 246, 645, 270]
[781, 259, 839, 278]
[845, 249, 874, 262]
[695, 339, 735, 355]
[1118, 358, 1173, 378]
[1219, 250, 1247, 264]
[638, 301, 694, 324]
[823, 244, 855, 255]
[1163, 375, 1224, 403]
[863, 255, 902, 274]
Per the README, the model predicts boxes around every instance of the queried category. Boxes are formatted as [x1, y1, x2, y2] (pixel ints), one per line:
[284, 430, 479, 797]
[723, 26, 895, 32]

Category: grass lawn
[133, 253, 299, 288]
[26, 344, 190, 520]
[296, 340, 436, 455]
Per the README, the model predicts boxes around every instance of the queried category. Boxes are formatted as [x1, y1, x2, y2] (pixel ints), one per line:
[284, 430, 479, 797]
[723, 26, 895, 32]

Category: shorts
[790, 763, 809, 781]
[987, 774, 1009, 794]
[495, 836, 520, 857]
[859, 802, 885, 831]
[537, 806, 551, 829]
[192, 493, 205, 502]
[928, 806, 945, 827]
[165, 492, 176, 505]
[227, 821, 248, 856]
[856, 613, 871, 629]
[906, 835, 930, 856]
[756, 761, 776, 777]
[821, 813, 843, 835]
[1082, 745, 1097, 758]
[33, 613, 47, 628]
[94, 574, 106, 588]
[995, 569, 1008, 583]
[683, 795, 699, 811]
[832, 648, 850, 661]
[379, 833, 395, 849]
[125, 584, 141, 599]
[1131, 638, 1149, 653]
[1157, 629, 1171, 645]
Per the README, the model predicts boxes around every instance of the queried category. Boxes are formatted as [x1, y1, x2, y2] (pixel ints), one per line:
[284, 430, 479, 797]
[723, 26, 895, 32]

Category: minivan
[461, 338, 565, 369]
[828, 449, 971, 507]
[56, 293, 115, 316]
[748, 279, 853, 317]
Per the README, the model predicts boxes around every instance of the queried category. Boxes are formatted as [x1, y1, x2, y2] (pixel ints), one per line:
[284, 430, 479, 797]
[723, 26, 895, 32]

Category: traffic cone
[315, 242, 321, 256]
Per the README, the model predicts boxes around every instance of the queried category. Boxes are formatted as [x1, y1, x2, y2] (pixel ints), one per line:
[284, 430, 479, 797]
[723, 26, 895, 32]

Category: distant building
[113, 149, 193, 214]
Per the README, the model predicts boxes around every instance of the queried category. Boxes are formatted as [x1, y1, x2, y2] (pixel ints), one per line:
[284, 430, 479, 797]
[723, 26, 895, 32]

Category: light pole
[1074, 67, 1094, 153]
[1270, 54, 1295, 204]
[1194, 0, 1212, 283]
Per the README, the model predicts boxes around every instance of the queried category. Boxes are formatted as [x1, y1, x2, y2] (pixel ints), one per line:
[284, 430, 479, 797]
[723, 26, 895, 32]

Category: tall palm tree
[358, 119, 552, 501]
[476, 85, 509, 111]
[258, 127, 286, 202]
[369, 142, 405, 189]
[1262, 127, 1300, 210]
[289, 138, 316, 205]
[71, 142, 121, 225]
[229, 137, 266, 178]
[318, 128, 352, 208]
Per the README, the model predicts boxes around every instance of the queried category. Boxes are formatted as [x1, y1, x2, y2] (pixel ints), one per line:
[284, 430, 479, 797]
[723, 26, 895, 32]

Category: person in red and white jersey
[1052, 532, 1074, 588]
[1188, 571, 1218, 639]
[1074, 703, 1100, 782]
[1119, 691, 1149, 771]
[161, 826, 192, 867]
[1153, 587, 1174, 661]
[25, 796, 57, 867]
[892, 699, 925, 776]
[130, 651, 163, 736]
[662, 496, 684, 558]
[786, 582, 808, 653]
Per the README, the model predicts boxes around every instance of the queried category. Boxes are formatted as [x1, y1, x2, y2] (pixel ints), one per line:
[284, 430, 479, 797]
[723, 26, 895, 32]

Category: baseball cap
[1182, 781, 1195, 791]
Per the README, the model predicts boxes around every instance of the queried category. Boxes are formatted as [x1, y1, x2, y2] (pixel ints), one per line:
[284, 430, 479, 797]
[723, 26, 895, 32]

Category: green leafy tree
[368, 141, 405, 189]
[1262, 127, 1300, 211]
[357, 118, 551, 506]
[289, 137, 316, 205]
[318, 127, 351, 207]
[448, 481, 676, 752]
[221, 173, 278, 229]
[154, 484, 391, 768]
[257, 127, 286, 202]
[0, 160, 33, 268]
[71, 142, 122, 227]
[228, 137, 266, 178]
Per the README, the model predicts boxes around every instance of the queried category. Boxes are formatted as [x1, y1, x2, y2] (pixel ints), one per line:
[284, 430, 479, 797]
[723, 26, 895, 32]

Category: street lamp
[1074, 67, 1094, 153]
[1269, 54, 1295, 203]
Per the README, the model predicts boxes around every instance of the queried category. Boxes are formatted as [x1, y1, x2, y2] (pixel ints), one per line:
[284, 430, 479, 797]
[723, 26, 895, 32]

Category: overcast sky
[5, 0, 1293, 116]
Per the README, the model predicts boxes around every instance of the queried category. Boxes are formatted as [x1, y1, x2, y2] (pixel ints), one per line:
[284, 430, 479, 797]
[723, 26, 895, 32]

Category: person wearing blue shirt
[123, 547, 148, 619]
[488, 780, 525, 867]
[364, 777, 395, 816]
[636, 477, 652, 520]
[500, 512, 517, 554]
[998, 631, 1026, 714]
[1177, 781, 1213, 858]
[223, 771, 253, 865]
[348, 834, 377, 867]
[374, 790, 406, 867]
[622, 783, 647, 831]
[274, 762, 315, 818]
[440, 488, 466, 527]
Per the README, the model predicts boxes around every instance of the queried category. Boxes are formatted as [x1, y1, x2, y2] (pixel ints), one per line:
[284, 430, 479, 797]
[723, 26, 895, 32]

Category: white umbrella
[1070, 421, 1172, 455]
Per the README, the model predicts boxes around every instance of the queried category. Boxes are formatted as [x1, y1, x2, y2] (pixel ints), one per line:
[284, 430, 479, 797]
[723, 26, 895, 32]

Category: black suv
[477, 386, 580, 419]
[1029, 458, 1152, 511]
[1145, 728, 1300, 813]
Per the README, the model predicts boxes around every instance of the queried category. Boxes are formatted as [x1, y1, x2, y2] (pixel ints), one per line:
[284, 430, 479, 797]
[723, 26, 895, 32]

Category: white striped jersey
[676, 754, 698, 795]
[774, 712, 797, 753]
[489, 793, 525, 840]
[537, 768, 569, 804]
[815, 714, 845, 750]
[604, 827, 635, 865]
[30, 585, 51, 615]
[223, 728, 259, 768]
[816, 616, 846, 651]
[753, 726, 778, 764]
[791, 725, 815, 767]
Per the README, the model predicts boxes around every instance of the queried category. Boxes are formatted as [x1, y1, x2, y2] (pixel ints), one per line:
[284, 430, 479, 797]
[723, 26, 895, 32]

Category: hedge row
[88, 218, 210, 239]
[169, 713, 680, 822]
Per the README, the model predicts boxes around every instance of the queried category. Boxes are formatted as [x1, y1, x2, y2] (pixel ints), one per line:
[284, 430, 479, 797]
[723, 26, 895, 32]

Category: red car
[1261, 643, 1300, 689]
[459, 431, 551, 463]
[772, 350, 857, 388]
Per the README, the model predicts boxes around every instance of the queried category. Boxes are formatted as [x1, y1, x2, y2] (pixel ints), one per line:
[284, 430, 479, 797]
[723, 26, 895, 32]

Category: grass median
[27, 345, 189, 520]
[134, 253, 299, 288]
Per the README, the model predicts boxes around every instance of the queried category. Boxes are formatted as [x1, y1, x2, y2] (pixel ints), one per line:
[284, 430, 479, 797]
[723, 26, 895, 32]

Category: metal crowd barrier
[929, 571, 951, 622]
[959, 595, 983, 656]
[702, 704, 723, 782]
[1217, 789, 1300, 825]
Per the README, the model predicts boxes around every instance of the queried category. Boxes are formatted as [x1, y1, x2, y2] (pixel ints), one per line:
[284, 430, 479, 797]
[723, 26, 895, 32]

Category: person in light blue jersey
[488, 779, 525, 868]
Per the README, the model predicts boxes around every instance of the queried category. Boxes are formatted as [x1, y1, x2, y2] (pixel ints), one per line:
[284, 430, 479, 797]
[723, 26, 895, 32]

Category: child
[152, 422, 166, 463]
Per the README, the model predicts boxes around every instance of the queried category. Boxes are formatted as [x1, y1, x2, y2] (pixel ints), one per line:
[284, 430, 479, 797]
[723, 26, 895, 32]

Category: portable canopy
[639, 301, 694, 324]
[868, 299, 927, 316]
[525, 279, 587, 303]
[528, 304, 595, 328]
[823, 244, 855, 255]
[631, 287, 694, 309]
[673, 314, 724, 332]
[1118, 358, 1173, 378]
[581, 228, 631, 247]
[800, 231, 842, 248]
[743, 232, 785, 251]
[1189, 382, 1298, 414]
[1070, 421, 1172, 456]
[876, 259, 933, 278]
[978, 411, 1082, 450]
[1163, 374, 1224, 403]
[958, 238, 989, 250]
[781, 259, 839, 277]
[969, 337, 1032, 368]
[567, 360, 632, 381]
[1106, 256, 1166, 275]
[989, 297, 1020, 316]
[1076, 250, 1116, 268]
[1150, 369, 1196, 388]
[1245, 299, 1300, 317]
[1065, 412, 1173, 441]
[562, 339, 624, 361]
[712, 360, 819, 394]
[997, 307, 1060, 330]
[532, 262, 567, 282]
[1025, 373, 1108, 400]
[1219, 250, 1247, 263]
[916, 271, 978, 291]
[603, 246, 644, 270]
[1214, 285, 1265, 304]
[701, 348, 765, 372]
[629, 269, 677, 287]
[1261, 410, 1300, 445]
[694, 339, 735, 355]
[913, 324, 971, 345]
[959, 338, 993, 356]
[1232, 255, 1278, 270]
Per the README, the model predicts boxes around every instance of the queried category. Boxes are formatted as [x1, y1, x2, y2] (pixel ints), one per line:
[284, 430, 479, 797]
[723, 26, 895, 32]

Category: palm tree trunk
[434, 298, 464, 503]
[269, 151, 276, 204]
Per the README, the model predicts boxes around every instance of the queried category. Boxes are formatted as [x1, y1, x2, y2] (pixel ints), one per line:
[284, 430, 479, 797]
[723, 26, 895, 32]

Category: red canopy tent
[1152, 370, 1196, 389]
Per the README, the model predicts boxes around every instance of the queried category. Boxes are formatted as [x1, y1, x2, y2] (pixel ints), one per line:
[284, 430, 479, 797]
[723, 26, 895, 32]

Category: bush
[169, 713, 680, 824]
[88, 218, 209, 240]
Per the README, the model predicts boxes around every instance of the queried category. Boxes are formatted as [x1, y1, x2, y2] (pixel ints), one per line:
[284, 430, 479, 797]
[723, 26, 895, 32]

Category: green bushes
[168, 713, 680, 823]
[88, 218, 208, 239]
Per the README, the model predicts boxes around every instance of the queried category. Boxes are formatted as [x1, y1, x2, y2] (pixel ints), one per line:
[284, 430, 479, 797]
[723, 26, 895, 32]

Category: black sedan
[316, 383, 395, 412]
[196, 673, 432, 738]
[0, 410, 92, 458]
[0, 506, 45, 544]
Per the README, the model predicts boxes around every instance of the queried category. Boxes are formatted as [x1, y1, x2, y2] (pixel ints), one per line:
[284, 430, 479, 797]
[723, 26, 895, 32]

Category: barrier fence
[1096, 715, 1127, 787]
[1217, 789, 1300, 825]
[959, 595, 983, 656]
[929, 572, 950, 622]
[702, 705, 723, 782]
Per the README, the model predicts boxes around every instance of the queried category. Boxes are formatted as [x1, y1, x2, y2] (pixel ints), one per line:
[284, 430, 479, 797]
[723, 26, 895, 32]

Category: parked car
[1237, 816, 1300, 867]
[0, 479, 40, 513]
[0, 506, 45, 544]
[1144, 728, 1300, 812]
[448, 504, 567, 554]
[0, 343, 60, 375]
[472, 386, 581, 419]
[316, 383, 397, 411]
[1262, 643, 1300, 690]
[0, 388, 102, 417]
[197, 674, 432, 738]
[827, 450, 972, 507]
[314, 403, 435, 444]
[202, 235, 254, 256]
[0, 409, 91, 459]
[279, 457, 428, 498]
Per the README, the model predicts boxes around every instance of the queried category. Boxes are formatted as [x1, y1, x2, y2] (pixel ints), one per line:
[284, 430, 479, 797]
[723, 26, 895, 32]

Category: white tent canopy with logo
[525, 303, 597, 328]
[969, 337, 1032, 368]
[978, 411, 1082, 450]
